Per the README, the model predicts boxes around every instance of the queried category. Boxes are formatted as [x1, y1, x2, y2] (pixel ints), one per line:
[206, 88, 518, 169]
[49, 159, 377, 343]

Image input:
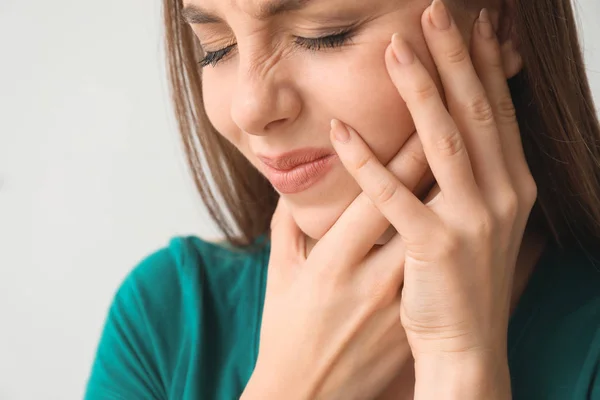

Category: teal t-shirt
[85, 236, 600, 399]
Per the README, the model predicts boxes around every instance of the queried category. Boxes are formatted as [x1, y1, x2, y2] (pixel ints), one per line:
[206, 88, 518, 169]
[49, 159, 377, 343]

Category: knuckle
[499, 190, 520, 221]
[412, 83, 439, 102]
[476, 39, 503, 69]
[445, 45, 469, 64]
[366, 277, 397, 308]
[494, 95, 518, 122]
[374, 176, 399, 205]
[485, 48, 503, 69]
[466, 94, 495, 124]
[438, 231, 461, 257]
[353, 152, 374, 172]
[471, 211, 496, 237]
[520, 175, 538, 208]
[435, 129, 465, 157]
[405, 148, 428, 171]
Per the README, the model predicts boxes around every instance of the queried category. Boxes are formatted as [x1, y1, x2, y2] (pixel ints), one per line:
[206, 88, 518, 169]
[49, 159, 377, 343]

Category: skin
[186, 0, 547, 398]
[192, 0, 513, 244]
[328, 5, 540, 395]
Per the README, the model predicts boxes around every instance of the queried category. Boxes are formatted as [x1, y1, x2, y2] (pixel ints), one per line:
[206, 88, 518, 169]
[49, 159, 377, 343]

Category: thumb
[269, 197, 306, 264]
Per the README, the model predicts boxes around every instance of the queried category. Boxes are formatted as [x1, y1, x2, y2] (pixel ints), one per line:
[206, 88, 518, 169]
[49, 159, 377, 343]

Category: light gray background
[0, 1, 598, 399]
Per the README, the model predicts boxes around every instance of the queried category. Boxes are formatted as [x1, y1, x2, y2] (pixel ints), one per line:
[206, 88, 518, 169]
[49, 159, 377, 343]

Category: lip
[258, 148, 337, 194]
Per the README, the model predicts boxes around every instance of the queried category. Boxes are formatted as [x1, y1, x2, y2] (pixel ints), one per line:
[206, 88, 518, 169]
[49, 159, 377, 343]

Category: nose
[230, 58, 301, 136]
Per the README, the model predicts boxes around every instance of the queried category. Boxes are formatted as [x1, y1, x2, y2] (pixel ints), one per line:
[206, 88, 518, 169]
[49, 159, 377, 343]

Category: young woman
[85, 0, 600, 398]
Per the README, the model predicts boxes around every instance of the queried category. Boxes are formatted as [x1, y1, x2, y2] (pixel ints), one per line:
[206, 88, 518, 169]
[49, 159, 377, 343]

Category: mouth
[258, 148, 337, 194]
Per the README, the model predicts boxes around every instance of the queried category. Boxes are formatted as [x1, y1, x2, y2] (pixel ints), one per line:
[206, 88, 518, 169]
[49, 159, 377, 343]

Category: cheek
[202, 69, 248, 153]
[299, 47, 415, 167]
[339, 57, 414, 165]
[294, 7, 440, 166]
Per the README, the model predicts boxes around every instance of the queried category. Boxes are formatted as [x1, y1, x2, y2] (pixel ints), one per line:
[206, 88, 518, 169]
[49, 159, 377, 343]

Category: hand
[329, 1, 537, 398]
[242, 133, 429, 399]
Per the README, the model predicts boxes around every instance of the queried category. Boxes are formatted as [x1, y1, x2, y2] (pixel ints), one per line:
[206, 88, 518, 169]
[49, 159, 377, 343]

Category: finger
[269, 196, 306, 265]
[311, 129, 429, 269]
[387, 132, 433, 201]
[384, 32, 480, 209]
[413, 166, 436, 202]
[422, 184, 442, 206]
[470, 9, 534, 197]
[471, 10, 537, 258]
[359, 233, 406, 305]
[420, 0, 512, 194]
[330, 119, 438, 241]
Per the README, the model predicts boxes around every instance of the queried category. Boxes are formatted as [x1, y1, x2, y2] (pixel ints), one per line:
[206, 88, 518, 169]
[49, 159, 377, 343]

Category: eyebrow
[181, 0, 311, 24]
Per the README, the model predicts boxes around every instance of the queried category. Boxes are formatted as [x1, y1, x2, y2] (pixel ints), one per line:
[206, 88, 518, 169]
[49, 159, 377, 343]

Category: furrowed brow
[181, 0, 312, 24]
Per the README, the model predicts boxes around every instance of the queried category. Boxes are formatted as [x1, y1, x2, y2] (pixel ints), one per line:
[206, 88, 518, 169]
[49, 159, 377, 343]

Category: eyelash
[198, 29, 355, 68]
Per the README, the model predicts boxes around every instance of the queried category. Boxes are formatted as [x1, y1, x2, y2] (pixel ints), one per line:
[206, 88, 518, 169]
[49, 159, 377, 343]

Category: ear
[495, 0, 523, 78]
[500, 40, 522, 79]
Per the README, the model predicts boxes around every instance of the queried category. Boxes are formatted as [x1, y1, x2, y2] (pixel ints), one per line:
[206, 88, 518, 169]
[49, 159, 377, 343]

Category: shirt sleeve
[84, 249, 177, 400]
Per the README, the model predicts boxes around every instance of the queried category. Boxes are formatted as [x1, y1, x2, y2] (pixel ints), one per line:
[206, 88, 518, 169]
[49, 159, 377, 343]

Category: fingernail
[430, 0, 451, 30]
[391, 33, 414, 65]
[477, 8, 495, 39]
[331, 119, 350, 143]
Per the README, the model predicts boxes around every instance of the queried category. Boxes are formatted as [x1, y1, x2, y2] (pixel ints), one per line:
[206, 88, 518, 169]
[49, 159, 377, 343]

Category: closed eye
[198, 28, 355, 68]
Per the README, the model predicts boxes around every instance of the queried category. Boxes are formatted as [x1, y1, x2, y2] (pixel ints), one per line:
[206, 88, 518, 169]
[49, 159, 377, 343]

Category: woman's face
[185, 0, 477, 240]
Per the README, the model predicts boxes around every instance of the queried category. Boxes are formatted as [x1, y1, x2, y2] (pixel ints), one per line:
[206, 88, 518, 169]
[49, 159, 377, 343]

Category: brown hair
[162, 0, 600, 252]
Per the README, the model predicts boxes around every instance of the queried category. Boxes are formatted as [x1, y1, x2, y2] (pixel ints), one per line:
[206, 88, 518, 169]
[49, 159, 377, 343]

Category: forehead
[182, 0, 394, 25]
[182, 0, 315, 24]
[229, 0, 312, 19]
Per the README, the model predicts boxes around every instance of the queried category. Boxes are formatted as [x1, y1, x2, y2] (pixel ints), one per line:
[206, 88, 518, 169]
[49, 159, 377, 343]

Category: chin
[292, 200, 396, 246]
[278, 166, 362, 240]
[288, 190, 360, 240]
[284, 189, 396, 246]
[286, 192, 398, 245]
[289, 199, 348, 241]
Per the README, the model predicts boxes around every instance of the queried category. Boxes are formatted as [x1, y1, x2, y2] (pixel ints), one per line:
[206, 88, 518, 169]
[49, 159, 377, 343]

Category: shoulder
[85, 235, 269, 400]
[509, 244, 600, 399]
[122, 235, 269, 301]
[111, 236, 268, 327]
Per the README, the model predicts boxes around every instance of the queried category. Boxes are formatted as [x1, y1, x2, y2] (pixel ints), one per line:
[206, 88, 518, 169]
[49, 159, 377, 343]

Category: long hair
[162, 0, 600, 253]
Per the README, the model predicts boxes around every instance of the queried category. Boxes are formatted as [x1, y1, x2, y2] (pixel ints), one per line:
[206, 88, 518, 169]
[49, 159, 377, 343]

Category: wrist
[413, 352, 511, 400]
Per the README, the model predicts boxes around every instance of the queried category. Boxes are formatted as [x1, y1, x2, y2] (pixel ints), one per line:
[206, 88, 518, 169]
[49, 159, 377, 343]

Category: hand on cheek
[330, 0, 536, 397]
